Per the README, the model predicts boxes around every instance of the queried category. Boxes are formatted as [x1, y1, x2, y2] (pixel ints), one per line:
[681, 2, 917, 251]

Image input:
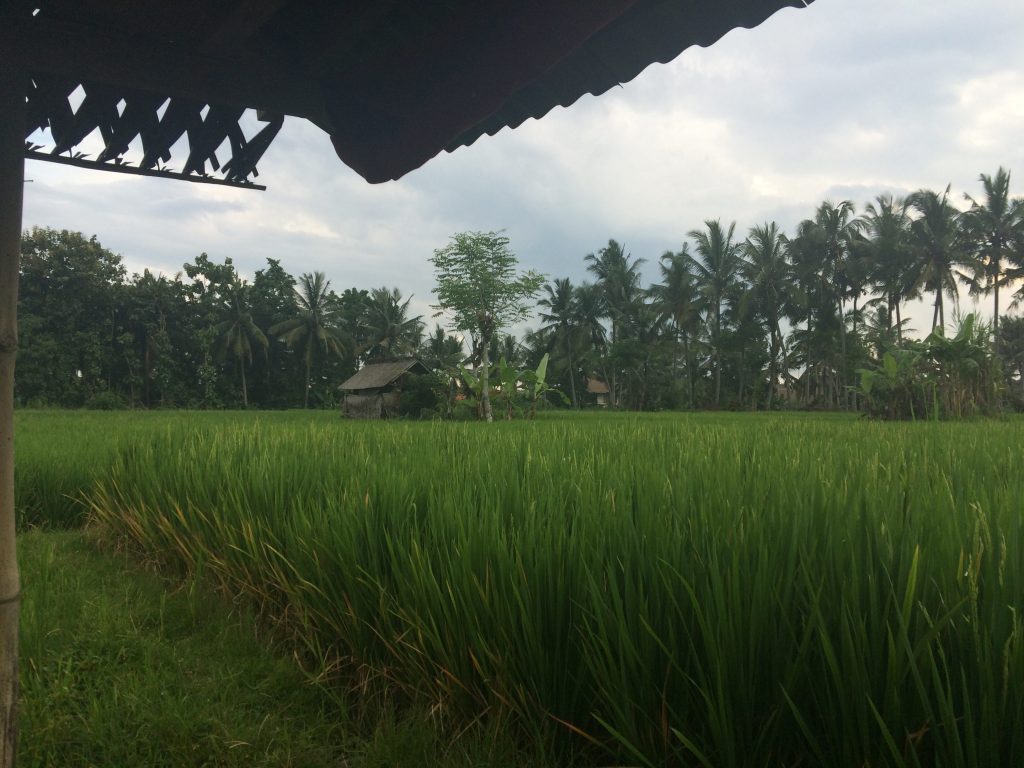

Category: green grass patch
[18, 530, 538, 768]
[18, 529, 349, 767]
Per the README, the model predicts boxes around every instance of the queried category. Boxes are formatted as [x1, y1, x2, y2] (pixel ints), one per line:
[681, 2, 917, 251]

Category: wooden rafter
[9, 13, 329, 130]
[25, 74, 284, 189]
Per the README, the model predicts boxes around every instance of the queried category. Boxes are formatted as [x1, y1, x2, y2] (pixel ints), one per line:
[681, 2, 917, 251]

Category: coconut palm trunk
[240, 360, 248, 408]
[993, 274, 1000, 337]
[0, 63, 26, 768]
[303, 357, 311, 409]
[714, 300, 722, 406]
[566, 348, 578, 409]
[767, 327, 779, 411]
[682, 333, 694, 408]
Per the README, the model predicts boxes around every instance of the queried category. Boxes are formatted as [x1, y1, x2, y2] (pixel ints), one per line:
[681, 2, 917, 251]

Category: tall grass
[81, 413, 1024, 766]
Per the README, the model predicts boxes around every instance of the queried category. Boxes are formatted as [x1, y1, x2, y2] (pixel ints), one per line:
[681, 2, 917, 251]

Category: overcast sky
[22, 0, 1024, 336]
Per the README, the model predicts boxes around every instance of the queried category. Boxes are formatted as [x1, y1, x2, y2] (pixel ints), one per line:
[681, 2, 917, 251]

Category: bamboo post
[0, 59, 27, 768]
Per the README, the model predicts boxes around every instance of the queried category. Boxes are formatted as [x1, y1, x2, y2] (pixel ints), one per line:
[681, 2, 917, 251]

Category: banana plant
[496, 356, 521, 420]
[521, 353, 568, 418]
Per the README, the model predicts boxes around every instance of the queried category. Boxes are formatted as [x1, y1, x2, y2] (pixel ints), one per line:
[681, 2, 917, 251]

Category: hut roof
[339, 359, 430, 392]
[587, 378, 610, 395]
[10, 0, 814, 185]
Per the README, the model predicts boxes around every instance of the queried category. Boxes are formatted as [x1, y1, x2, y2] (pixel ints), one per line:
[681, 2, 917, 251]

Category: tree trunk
[851, 295, 859, 411]
[480, 337, 493, 422]
[767, 327, 778, 411]
[714, 301, 722, 407]
[804, 317, 812, 403]
[567, 346, 578, 409]
[241, 360, 248, 408]
[682, 332, 693, 409]
[303, 359, 311, 409]
[0, 61, 26, 768]
[838, 298, 848, 410]
[895, 299, 903, 343]
[993, 265, 1000, 338]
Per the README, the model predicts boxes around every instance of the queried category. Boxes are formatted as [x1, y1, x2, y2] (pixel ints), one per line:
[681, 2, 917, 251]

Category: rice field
[16, 410, 1024, 766]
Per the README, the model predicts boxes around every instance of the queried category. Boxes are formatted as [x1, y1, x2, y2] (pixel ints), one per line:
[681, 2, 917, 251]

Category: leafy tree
[215, 279, 268, 408]
[430, 231, 544, 422]
[996, 315, 1024, 408]
[270, 272, 350, 408]
[17, 228, 126, 405]
[249, 258, 300, 407]
[183, 253, 242, 408]
[122, 269, 188, 407]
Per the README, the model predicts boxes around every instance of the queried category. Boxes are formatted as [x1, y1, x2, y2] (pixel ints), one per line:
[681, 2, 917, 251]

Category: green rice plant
[80, 412, 1024, 766]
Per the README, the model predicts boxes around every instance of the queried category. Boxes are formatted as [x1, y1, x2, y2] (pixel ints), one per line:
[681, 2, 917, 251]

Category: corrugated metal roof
[443, 1, 813, 155]
[339, 358, 430, 391]
[13, 0, 815, 183]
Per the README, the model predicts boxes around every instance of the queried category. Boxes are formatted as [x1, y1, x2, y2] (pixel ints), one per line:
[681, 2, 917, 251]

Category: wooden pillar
[0, 59, 26, 768]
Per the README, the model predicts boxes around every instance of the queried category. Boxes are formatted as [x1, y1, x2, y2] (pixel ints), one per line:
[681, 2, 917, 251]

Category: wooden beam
[9, 14, 333, 132]
[0, 55, 26, 768]
[25, 150, 267, 190]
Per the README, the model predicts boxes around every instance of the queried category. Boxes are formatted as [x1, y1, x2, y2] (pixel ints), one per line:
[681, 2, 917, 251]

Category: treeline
[16, 228, 434, 409]
[15, 168, 1024, 413]
[527, 168, 1024, 413]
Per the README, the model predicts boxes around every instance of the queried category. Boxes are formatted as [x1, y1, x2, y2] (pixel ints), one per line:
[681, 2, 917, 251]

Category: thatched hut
[586, 377, 610, 407]
[339, 359, 430, 419]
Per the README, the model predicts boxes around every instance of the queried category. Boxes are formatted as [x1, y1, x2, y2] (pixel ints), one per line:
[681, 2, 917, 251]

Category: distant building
[586, 376, 610, 407]
[339, 358, 431, 419]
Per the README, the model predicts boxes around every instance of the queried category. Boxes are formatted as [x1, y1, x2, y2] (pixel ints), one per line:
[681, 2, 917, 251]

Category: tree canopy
[430, 231, 544, 421]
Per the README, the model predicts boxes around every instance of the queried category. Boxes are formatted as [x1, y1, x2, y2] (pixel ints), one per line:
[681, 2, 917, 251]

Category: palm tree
[784, 219, 825, 403]
[584, 239, 644, 345]
[741, 222, 792, 409]
[863, 194, 914, 343]
[961, 168, 1021, 336]
[361, 286, 423, 361]
[270, 271, 349, 408]
[421, 324, 465, 417]
[907, 187, 969, 332]
[570, 282, 611, 405]
[537, 277, 582, 407]
[423, 324, 464, 369]
[215, 279, 268, 408]
[650, 246, 701, 407]
[687, 220, 742, 406]
[815, 200, 863, 407]
[584, 242, 643, 406]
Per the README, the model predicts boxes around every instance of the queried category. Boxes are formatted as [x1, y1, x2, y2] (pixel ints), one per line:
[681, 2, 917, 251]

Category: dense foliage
[14, 410, 1013, 768]
[16, 167, 1024, 414]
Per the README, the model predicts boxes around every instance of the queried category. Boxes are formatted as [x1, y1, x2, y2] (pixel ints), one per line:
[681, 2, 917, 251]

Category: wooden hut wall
[343, 393, 382, 419]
